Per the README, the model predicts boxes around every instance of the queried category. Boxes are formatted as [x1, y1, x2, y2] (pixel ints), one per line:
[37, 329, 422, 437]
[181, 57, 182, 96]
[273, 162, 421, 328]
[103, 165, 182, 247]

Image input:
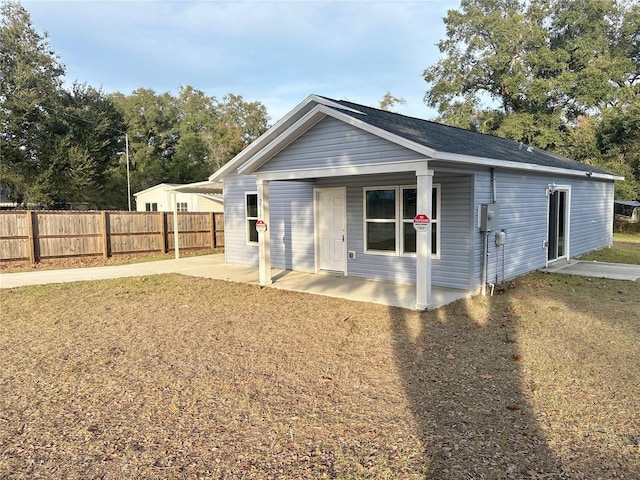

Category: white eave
[237, 104, 436, 175]
[432, 152, 624, 181]
[133, 183, 180, 197]
[210, 95, 623, 183]
[209, 95, 339, 182]
[168, 180, 223, 194]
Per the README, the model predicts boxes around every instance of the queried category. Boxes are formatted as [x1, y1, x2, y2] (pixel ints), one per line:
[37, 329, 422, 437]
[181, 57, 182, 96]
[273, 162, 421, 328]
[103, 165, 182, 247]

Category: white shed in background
[134, 183, 223, 213]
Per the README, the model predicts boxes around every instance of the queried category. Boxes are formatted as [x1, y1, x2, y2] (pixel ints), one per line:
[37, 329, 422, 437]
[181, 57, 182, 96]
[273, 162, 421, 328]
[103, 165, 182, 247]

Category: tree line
[0, 1, 268, 210]
[424, 0, 640, 199]
[2, 0, 639, 211]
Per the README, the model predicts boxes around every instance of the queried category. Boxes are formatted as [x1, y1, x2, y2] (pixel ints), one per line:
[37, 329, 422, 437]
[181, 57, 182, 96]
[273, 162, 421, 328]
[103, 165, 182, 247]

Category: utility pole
[126, 133, 131, 211]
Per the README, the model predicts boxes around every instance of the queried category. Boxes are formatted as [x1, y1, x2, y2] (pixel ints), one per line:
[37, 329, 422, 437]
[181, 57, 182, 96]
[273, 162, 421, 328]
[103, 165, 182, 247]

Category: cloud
[23, 0, 454, 120]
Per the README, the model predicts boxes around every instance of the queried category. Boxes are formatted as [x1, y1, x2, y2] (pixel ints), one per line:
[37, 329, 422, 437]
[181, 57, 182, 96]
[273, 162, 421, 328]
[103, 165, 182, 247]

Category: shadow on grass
[386, 285, 564, 478]
[509, 272, 640, 478]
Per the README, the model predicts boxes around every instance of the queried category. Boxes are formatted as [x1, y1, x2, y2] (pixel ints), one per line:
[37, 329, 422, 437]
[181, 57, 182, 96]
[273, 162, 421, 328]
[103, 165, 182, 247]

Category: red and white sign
[413, 214, 431, 232]
[256, 220, 267, 232]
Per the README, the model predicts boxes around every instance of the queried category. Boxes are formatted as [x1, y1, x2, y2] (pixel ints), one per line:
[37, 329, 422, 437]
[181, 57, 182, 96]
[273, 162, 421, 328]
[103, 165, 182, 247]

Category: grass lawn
[1, 270, 639, 479]
[579, 232, 640, 264]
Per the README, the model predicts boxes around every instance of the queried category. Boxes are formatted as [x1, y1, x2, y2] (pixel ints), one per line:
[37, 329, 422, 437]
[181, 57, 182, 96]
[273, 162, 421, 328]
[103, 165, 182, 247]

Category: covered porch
[264, 268, 471, 310]
[2, 253, 471, 310]
[248, 160, 436, 310]
[161, 254, 472, 310]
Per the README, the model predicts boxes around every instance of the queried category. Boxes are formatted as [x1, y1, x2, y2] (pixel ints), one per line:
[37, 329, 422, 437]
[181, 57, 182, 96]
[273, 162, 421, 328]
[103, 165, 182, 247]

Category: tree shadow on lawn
[507, 273, 640, 478]
[387, 283, 565, 479]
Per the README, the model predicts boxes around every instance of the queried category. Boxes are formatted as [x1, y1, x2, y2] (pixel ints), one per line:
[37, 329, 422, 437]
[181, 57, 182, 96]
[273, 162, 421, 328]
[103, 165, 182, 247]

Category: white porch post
[257, 178, 272, 286]
[416, 168, 433, 310]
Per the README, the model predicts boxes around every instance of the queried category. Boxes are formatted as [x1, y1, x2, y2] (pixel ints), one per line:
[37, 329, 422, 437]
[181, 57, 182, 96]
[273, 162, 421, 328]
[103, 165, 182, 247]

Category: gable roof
[133, 183, 180, 197]
[134, 181, 223, 197]
[211, 95, 620, 181]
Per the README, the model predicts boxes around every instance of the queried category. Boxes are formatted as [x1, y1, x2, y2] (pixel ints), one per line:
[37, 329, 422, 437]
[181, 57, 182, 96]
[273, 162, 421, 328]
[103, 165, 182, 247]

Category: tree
[423, 0, 640, 197]
[379, 92, 406, 111]
[111, 88, 269, 195]
[1, 2, 271, 209]
[596, 104, 640, 199]
[110, 88, 180, 193]
[172, 86, 217, 182]
[0, 0, 65, 206]
[44, 83, 126, 209]
[203, 93, 269, 171]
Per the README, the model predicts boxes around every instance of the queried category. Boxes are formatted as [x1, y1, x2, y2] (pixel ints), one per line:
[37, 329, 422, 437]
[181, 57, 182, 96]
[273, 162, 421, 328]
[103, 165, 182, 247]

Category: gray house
[209, 95, 620, 309]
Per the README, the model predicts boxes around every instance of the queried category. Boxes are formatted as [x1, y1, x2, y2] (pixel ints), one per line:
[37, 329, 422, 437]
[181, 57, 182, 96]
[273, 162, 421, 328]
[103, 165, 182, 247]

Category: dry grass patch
[0, 249, 222, 273]
[579, 241, 640, 264]
[579, 232, 640, 264]
[1, 272, 638, 479]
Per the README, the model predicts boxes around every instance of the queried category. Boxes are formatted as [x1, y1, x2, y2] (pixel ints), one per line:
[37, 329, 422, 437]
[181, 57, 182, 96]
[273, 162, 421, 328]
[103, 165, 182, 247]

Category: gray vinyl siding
[269, 181, 316, 271]
[471, 170, 615, 289]
[315, 172, 473, 289]
[491, 171, 550, 282]
[471, 169, 491, 292]
[225, 159, 615, 293]
[224, 173, 259, 265]
[434, 174, 473, 289]
[257, 116, 421, 173]
[568, 179, 614, 256]
[223, 172, 315, 271]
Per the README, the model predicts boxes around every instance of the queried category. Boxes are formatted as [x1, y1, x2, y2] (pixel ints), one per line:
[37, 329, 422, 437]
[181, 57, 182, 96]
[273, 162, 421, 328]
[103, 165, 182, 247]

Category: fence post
[101, 211, 110, 258]
[26, 210, 36, 264]
[159, 212, 167, 253]
[211, 212, 217, 249]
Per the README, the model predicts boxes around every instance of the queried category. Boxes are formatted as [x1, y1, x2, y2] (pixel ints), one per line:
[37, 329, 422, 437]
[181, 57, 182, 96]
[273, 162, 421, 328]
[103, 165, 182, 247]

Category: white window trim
[363, 184, 441, 259]
[177, 202, 188, 212]
[364, 186, 399, 256]
[545, 184, 571, 265]
[432, 184, 440, 259]
[400, 185, 417, 257]
[245, 191, 258, 245]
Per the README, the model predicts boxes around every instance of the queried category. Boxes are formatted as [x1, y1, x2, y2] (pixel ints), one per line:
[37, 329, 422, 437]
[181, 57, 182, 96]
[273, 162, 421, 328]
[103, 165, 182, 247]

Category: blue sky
[23, 0, 459, 123]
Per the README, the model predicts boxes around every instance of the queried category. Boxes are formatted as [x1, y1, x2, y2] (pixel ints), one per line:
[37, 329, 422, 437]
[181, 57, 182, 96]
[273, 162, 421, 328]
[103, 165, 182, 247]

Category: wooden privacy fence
[0, 211, 224, 263]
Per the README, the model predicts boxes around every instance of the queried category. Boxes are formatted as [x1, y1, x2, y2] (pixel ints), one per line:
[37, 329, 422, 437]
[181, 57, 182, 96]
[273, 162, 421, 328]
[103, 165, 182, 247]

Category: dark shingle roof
[322, 97, 612, 176]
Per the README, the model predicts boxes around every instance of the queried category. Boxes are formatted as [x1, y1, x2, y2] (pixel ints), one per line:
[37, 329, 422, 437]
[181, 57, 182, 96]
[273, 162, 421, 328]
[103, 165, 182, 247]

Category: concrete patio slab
[0, 254, 470, 310]
[542, 259, 640, 281]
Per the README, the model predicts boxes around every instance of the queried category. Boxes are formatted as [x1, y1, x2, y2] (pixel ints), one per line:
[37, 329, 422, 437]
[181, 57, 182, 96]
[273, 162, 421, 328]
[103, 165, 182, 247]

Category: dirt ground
[1, 272, 639, 479]
[0, 249, 218, 274]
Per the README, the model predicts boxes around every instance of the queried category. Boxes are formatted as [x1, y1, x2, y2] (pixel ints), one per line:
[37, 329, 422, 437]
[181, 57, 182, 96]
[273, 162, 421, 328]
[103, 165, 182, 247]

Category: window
[177, 202, 188, 212]
[245, 193, 258, 244]
[364, 185, 440, 257]
[365, 188, 397, 252]
[145, 202, 158, 212]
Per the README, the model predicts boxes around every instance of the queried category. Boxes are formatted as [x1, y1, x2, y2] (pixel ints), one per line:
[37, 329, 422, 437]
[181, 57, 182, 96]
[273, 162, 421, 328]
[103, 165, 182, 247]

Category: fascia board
[238, 105, 329, 174]
[324, 108, 438, 158]
[133, 183, 176, 197]
[433, 151, 623, 181]
[308, 95, 369, 114]
[239, 105, 438, 175]
[253, 159, 429, 181]
[209, 95, 326, 182]
[169, 180, 223, 194]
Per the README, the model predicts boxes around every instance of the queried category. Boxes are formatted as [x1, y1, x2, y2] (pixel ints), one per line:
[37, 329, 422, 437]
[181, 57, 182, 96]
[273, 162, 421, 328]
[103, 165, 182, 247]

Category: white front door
[317, 188, 346, 273]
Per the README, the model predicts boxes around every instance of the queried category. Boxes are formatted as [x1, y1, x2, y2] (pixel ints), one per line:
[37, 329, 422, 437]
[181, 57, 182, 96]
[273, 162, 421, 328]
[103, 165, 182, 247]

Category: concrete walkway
[0, 255, 469, 310]
[3, 256, 637, 309]
[542, 259, 640, 281]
